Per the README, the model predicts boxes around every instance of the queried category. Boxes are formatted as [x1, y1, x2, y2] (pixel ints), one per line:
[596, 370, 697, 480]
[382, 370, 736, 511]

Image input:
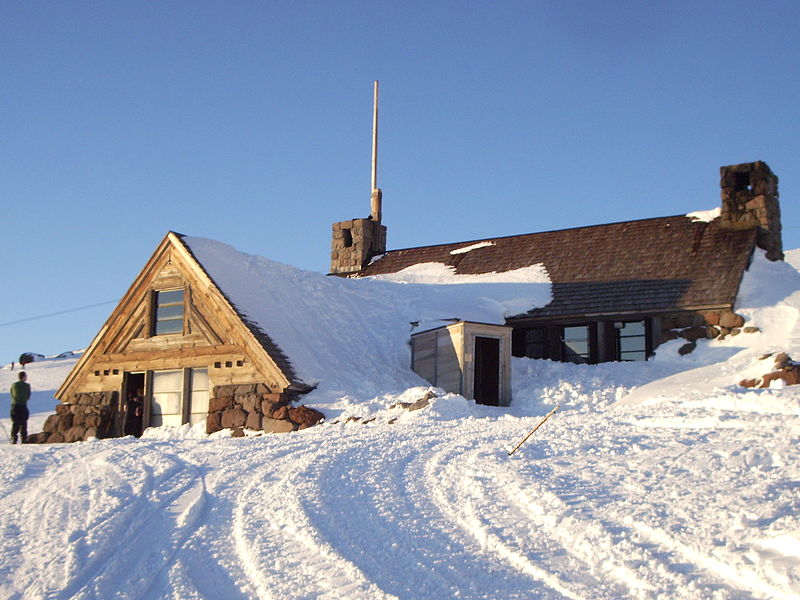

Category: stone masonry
[720, 161, 782, 261]
[26, 384, 325, 444]
[657, 309, 758, 355]
[205, 383, 324, 436]
[28, 391, 117, 444]
[330, 217, 386, 275]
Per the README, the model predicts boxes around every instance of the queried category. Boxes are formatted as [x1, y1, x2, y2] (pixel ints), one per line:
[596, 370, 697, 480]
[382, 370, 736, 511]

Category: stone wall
[330, 217, 386, 275]
[720, 161, 782, 260]
[658, 309, 758, 355]
[27, 383, 326, 444]
[205, 384, 324, 436]
[27, 391, 117, 444]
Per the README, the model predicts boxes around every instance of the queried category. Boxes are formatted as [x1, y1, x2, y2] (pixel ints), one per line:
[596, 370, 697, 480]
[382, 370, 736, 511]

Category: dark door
[474, 336, 500, 406]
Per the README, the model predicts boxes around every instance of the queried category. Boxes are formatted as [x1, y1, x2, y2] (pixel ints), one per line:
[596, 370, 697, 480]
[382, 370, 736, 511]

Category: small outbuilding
[411, 321, 512, 407]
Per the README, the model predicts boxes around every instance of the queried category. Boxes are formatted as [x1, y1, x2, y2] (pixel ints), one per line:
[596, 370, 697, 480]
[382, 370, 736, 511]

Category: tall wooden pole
[370, 80, 382, 223]
[371, 80, 379, 192]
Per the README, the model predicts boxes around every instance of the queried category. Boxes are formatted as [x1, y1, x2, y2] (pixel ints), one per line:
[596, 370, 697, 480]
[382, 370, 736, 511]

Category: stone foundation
[658, 309, 758, 355]
[26, 383, 325, 444]
[27, 392, 117, 444]
[205, 384, 324, 436]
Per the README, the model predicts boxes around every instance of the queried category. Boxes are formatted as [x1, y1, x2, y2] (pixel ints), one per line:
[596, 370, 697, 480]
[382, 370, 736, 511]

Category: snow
[185, 237, 551, 401]
[449, 241, 496, 255]
[686, 207, 722, 222]
[0, 246, 799, 598]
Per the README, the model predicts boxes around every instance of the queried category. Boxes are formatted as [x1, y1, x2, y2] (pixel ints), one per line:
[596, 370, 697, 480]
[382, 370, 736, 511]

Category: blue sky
[1, 1, 799, 364]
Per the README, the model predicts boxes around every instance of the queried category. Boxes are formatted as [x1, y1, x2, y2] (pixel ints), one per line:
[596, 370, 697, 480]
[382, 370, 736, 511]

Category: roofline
[376, 213, 698, 255]
[506, 303, 737, 323]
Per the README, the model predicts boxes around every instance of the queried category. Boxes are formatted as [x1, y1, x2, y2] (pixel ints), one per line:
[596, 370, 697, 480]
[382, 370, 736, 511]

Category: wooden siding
[57, 232, 294, 402]
[411, 321, 511, 406]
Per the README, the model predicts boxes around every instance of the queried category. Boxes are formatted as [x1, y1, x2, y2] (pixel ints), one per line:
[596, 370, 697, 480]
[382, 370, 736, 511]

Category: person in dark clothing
[123, 388, 144, 437]
[9, 371, 31, 444]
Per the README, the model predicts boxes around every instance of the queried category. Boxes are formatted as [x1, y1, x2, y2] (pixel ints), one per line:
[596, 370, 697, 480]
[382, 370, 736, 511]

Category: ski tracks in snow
[0, 415, 796, 599]
[0, 440, 209, 600]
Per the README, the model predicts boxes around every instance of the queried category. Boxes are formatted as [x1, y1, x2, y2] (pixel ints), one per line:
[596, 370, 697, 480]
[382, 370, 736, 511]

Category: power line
[0, 300, 118, 328]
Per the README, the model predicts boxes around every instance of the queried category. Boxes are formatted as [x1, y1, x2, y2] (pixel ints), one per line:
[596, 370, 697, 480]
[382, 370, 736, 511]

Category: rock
[703, 311, 720, 326]
[206, 412, 223, 435]
[272, 405, 291, 421]
[60, 413, 74, 430]
[739, 378, 758, 388]
[235, 384, 256, 396]
[84, 427, 98, 439]
[63, 426, 85, 443]
[26, 432, 49, 444]
[678, 342, 697, 356]
[261, 400, 282, 417]
[660, 330, 680, 343]
[262, 417, 296, 433]
[681, 326, 707, 342]
[55, 403, 71, 415]
[743, 327, 760, 334]
[705, 326, 719, 339]
[288, 406, 324, 429]
[43, 415, 60, 433]
[241, 394, 260, 413]
[245, 410, 262, 431]
[221, 407, 247, 429]
[774, 352, 792, 369]
[407, 398, 430, 412]
[213, 384, 237, 398]
[209, 396, 233, 412]
[85, 414, 101, 428]
[231, 427, 245, 438]
[48, 431, 65, 443]
[719, 311, 746, 329]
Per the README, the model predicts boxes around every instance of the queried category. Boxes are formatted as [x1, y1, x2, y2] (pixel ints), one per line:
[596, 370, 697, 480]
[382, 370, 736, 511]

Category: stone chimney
[330, 81, 387, 276]
[720, 161, 783, 261]
[329, 215, 386, 275]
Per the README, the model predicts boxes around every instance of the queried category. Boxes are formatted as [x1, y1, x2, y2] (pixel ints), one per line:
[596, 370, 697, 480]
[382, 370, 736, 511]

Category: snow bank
[0, 250, 799, 598]
[185, 237, 551, 404]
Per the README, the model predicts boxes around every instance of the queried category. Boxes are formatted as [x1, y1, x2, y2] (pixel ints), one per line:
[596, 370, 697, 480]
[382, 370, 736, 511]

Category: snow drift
[0, 247, 798, 598]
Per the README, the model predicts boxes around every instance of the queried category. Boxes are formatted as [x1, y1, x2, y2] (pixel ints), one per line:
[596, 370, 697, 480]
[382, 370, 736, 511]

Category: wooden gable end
[57, 233, 294, 401]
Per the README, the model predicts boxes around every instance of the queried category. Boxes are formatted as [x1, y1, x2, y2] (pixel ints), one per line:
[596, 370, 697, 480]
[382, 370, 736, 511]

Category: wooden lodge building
[36, 157, 782, 443]
[336, 160, 782, 399]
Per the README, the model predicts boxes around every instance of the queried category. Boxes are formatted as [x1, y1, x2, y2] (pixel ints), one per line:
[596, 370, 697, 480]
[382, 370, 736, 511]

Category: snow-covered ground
[0, 250, 799, 599]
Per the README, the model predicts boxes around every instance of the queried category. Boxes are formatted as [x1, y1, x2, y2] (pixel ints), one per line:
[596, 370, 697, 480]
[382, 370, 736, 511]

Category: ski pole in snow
[508, 405, 559, 457]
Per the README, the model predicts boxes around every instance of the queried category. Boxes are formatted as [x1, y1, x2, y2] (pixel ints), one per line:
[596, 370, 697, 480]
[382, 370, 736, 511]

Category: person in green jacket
[9, 371, 30, 444]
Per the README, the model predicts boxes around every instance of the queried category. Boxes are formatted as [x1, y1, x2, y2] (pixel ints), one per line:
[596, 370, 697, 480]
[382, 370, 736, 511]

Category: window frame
[560, 323, 596, 364]
[152, 288, 185, 336]
[614, 319, 649, 362]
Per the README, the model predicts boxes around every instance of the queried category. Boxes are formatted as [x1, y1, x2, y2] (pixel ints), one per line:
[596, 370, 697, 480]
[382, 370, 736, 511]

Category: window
[561, 325, 591, 364]
[513, 327, 548, 359]
[615, 320, 647, 361]
[150, 368, 209, 428]
[150, 370, 183, 427]
[154, 289, 184, 335]
[188, 369, 209, 426]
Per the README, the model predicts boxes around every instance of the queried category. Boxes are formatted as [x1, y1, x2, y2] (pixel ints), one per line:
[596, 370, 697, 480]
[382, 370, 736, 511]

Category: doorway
[473, 336, 500, 406]
[121, 372, 145, 437]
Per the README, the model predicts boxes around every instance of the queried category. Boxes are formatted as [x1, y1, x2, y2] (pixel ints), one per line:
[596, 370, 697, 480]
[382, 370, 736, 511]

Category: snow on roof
[449, 241, 495, 255]
[183, 237, 551, 403]
[686, 207, 721, 222]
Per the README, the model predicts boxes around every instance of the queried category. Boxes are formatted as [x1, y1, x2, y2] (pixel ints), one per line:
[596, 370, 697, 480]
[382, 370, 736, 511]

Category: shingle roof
[357, 215, 757, 319]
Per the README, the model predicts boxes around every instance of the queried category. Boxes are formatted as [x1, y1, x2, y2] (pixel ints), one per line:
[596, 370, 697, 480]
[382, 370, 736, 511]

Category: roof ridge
[382, 213, 693, 254]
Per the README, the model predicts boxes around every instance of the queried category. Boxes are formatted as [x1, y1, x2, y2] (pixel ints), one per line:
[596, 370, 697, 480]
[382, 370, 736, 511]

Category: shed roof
[357, 215, 758, 319]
